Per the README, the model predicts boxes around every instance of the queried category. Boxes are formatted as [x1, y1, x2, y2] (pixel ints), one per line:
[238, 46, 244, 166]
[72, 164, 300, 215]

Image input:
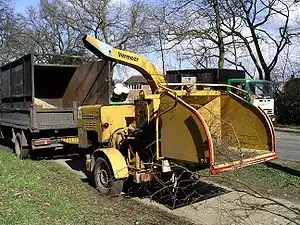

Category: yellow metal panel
[159, 93, 210, 163]
[82, 35, 165, 93]
[158, 89, 275, 171]
[79, 105, 101, 131]
[99, 105, 135, 142]
[174, 90, 221, 97]
[80, 105, 101, 117]
[79, 104, 135, 141]
[140, 92, 161, 119]
[110, 47, 166, 90]
[97, 148, 129, 179]
[220, 94, 272, 151]
[204, 93, 275, 168]
[197, 96, 221, 159]
[179, 90, 274, 168]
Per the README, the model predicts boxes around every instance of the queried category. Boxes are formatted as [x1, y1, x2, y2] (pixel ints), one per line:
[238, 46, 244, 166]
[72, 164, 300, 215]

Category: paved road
[276, 131, 300, 161]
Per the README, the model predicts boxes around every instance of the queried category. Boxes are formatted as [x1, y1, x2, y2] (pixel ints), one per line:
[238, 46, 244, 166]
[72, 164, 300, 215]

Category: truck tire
[14, 134, 29, 160]
[29, 149, 39, 160]
[93, 157, 124, 196]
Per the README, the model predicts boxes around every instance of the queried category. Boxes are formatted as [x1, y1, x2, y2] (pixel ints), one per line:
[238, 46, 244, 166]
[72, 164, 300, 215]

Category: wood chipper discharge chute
[81, 34, 277, 185]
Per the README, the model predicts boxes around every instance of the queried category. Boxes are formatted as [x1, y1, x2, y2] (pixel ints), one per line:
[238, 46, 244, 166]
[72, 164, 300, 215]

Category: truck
[166, 69, 276, 122]
[0, 53, 111, 159]
[78, 35, 277, 196]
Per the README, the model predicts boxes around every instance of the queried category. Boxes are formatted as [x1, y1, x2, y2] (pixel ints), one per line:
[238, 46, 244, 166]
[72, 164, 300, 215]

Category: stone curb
[275, 127, 300, 133]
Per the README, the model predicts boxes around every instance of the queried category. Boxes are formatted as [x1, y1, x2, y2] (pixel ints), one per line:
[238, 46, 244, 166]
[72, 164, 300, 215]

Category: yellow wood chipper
[78, 35, 277, 195]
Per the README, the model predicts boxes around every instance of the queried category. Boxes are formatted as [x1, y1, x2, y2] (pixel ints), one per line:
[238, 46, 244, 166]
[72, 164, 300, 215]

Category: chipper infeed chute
[158, 86, 277, 174]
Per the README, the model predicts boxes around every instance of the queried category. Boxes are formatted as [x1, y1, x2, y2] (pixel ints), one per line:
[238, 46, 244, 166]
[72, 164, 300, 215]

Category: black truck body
[0, 53, 112, 158]
[165, 68, 246, 89]
[0, 53, 79, 156]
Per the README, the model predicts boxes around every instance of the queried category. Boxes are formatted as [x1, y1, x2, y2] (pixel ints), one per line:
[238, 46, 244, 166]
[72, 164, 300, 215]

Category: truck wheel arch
[92, 148, 129, 179]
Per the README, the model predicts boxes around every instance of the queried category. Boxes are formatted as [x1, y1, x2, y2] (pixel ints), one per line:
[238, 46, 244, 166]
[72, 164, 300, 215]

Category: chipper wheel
[93, 157, 124, 196]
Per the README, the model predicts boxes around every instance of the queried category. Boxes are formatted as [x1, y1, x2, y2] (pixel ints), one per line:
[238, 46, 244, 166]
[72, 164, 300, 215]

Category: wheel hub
[98, 168, 109, 187]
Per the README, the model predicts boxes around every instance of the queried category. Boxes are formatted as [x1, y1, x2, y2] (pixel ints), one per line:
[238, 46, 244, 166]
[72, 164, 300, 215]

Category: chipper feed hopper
[79, 35, 277, 195]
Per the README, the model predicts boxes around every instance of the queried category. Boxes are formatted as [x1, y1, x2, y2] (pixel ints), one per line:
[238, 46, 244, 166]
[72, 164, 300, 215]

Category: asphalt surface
[276, 131, 300, 161]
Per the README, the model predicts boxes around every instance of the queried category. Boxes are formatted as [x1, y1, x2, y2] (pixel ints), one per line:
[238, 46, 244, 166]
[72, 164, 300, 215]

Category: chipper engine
[78, 35, 277, 195]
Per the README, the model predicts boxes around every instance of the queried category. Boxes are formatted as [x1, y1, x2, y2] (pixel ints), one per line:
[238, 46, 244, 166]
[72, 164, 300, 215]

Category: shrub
[275, 77, 300, 125]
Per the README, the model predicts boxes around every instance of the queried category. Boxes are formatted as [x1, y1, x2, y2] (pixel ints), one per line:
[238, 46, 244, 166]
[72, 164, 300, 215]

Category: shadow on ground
[52, 153, 87, 173]
[0, 139, 14, 150]
[122, 176, 230, 210]
[51, 152, 230, 210]
[265, 161, 300, 177]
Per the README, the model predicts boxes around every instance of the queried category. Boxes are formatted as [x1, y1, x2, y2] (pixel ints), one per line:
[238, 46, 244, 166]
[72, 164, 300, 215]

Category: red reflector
[251, 94, 258, 99]
[140, 173, 153, 182]
[34, 139, 52, 146]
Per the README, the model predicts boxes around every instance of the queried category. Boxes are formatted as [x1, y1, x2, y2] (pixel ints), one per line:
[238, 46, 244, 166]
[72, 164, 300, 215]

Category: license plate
[61, 137, 79, 144]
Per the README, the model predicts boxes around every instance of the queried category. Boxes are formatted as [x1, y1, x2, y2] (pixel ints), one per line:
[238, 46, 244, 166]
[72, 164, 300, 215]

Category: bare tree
[218, 0, 299, 80]
[152, 0, 299, 81]
[56, 0, 156, 53]
[0, 0, 25, 64]
[151, 0, 247, 70]
[0, 0, 12, 48]
[20, 0, 83, 57]
[0, 0, 155, 65]
[0, 0, 84, 64]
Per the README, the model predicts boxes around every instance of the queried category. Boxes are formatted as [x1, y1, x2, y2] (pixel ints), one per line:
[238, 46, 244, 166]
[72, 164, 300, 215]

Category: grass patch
[0, 148, 193, 225]
[198, 159, 300, 203]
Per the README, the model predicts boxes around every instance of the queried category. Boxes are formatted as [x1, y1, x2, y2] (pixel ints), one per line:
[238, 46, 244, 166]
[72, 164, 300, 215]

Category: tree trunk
[264, 69, 271, 81]
[212, 0, 224, 69]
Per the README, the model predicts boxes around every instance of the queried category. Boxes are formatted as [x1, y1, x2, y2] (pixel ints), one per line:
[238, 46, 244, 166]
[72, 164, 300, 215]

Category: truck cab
[227, 78, 275, 122]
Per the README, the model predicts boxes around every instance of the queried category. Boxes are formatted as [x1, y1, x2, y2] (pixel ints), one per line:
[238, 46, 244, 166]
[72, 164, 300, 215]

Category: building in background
[124, 75, 151, 100]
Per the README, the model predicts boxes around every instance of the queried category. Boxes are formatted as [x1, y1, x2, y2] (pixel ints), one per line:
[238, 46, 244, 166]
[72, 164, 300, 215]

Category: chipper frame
[79, 35, 277, 195]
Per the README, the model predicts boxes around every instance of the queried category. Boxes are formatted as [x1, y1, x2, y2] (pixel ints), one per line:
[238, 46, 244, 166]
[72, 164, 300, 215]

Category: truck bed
[0, 108, 76, 131]
[34, 108, 76, 130]
[0, 53, 111, 133]
[0, 54, 78, 132]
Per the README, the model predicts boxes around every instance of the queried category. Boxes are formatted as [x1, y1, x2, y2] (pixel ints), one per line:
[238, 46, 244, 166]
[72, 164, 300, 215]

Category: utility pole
[159, 27, 166, 76]
[232, 34, 238, 70]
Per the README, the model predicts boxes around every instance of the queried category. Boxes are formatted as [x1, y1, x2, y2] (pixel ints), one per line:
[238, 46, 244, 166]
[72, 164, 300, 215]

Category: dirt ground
[52, 154, 300, 225]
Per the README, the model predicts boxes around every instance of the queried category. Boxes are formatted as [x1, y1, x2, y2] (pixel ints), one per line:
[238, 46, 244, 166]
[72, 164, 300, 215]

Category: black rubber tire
[14, 134, 29, 160]
[93, 157, 124, 196]
[19, 147, 29, 160]
[29, 149, 39, 160]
